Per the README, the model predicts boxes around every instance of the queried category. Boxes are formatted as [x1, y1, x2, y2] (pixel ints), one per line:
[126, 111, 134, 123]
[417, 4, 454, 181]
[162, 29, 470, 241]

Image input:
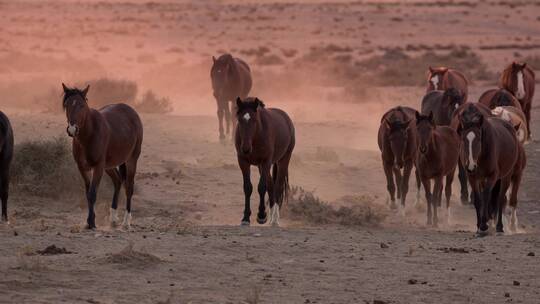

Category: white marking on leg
[516, 71, 525, 99]
[517, 129, 525, 142]
[430, 75, 439, 90]
[511, 207, 518, 231]
[399, 204, 405, 217]
[110, 208, 119, 226]
[466, 132, 476, 171]
[123, 212, 132, 228]
[273, 204, 280, 226]
[243, 112, 251, 121]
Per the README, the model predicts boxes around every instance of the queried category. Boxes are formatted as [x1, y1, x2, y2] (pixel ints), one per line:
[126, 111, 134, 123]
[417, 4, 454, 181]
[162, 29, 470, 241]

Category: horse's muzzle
[67, 124, 78, 137]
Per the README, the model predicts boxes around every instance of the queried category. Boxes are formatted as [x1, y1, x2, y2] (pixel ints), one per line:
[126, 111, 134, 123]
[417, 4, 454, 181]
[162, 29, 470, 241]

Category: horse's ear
[384, 118, 391, 130]
[81, 85, 90, 99]
[62, 83, 69, 93]
[428, 66, 434, 73]
[236, 97, 243, 109]
[428, 111, 434, 124]
[212, 56, 216, 63]
[521, 62, 527, 69]
[415, 111, 421, 121]
[254, 97, 265, 109]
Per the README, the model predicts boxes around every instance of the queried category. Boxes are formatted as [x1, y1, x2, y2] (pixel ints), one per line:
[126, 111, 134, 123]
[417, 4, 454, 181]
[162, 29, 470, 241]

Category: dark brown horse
[500, 62, 535, 139]
[235, 97, 295, 226]
[478, 88, 522, 111]
[426, 67, 469, 102]
[62, 84, 143, 229]
[0, 111, 14, 223]
[421, 88, 468, 203]
[415, 112, 460, 226]
[378, 106, 420, 212]
[456, 103, 519, 235]
[211, 54, 253, 140]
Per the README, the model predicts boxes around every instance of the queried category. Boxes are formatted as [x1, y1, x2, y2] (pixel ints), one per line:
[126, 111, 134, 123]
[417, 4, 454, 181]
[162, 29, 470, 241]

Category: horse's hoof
[475, 229, 488, 237]
[390, 202, 398, 210]
[240, 220, 250, 226]
[257, 214, 267, 225]
[85, 224, 96, 230]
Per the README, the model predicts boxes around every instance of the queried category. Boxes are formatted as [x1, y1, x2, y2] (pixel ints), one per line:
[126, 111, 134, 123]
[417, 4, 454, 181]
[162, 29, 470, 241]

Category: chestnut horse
[456, 103, 519, 235]
[421, 88, 468, 203]
[426, 67, 469, 103]
[492, 106, 528, 144]
[500, 62, 535, 139]
[378, 106, 420, 212]
[211, 54, 253, 140]
[478, 88, 522, 111]
[0, 111, 14, 223]
[415, 112, 460, 226]
[235, 97, 295, 226]
[62, 84, 143, 229]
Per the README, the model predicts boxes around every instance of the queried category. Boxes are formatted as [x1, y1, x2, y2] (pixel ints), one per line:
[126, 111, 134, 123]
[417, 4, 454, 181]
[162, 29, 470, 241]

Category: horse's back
[234, 57, 252, 97]
[267, 108, 295, 157]
[421, 90, 443, 115]
[489, 117, 519, 168]
[99, 103, 144, 147]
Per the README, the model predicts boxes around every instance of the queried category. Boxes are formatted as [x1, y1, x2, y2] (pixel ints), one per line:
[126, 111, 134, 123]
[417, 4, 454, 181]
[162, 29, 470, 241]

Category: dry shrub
[287, 186, 386, 226]
[255, 54, 285, 66]
[105, 242, 162, 268]
[10, 137, 83, 198]
[38, 78, 172, 114]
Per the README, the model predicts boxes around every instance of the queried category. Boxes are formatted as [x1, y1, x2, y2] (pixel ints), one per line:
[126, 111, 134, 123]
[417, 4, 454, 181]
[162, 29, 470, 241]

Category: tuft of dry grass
[105, 242, 163, 268]
[287, 187, 386, 226]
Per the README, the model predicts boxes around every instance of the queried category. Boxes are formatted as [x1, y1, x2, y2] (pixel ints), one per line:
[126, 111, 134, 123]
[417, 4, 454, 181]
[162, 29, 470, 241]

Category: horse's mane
[62, 87, 87, 110]
[500, 64, 515, 90]
[493, 89, 514, 107]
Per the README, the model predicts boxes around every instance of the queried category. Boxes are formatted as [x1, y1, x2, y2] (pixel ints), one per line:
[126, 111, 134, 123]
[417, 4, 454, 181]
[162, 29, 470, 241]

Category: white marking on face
[466, 132, 476, 171]
[516, 71, 525, 99]
[67, 123, 77, 136]
[72, 100, 77, 106]
[454, 103, 459, 109]
[430, 75, 439, 90]
[243, 112, 251, 121]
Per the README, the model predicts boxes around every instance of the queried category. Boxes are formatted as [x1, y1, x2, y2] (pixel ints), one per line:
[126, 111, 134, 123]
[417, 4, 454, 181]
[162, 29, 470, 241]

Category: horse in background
[478, 88, 522, 111]
[500, 62, 535, 139]
[235, 97, 295, 226]
[378, 106, 420, 212]
[456, 103, 519, 236]
[415, 112, 460, 226]
[211, 54, 253, 140]
[0, 112, 14, 223]
[426, 67, 469, 103]
[492, 106, 528, 144]
[62, 84, 143, 229]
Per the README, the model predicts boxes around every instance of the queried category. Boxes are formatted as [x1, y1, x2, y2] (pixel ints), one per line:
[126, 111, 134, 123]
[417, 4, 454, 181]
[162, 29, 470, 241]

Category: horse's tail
[119, 163, 127, 183]
[274, 163, 290, 207]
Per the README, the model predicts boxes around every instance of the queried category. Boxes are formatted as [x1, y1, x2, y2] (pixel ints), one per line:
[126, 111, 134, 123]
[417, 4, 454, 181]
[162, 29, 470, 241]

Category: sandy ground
[1, 0, 540, 303]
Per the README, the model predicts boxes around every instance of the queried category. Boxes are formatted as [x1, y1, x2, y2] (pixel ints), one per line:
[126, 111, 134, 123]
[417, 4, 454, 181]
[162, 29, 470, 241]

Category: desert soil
[1, 1, 540, 304]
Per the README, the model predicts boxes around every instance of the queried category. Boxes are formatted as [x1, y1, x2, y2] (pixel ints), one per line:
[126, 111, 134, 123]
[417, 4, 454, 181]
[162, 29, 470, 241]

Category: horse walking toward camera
[500, 62, 535, 139]
[456, 103, 519, 236]
[62, 84, 143, 229]
[478, 88, 522, 111]
[426, 67, 469, 102]
[235, 97, 295, 226]
[378, 106, 420, 212]
[415, 112, 460, 226]
[421, 88, 469, 203]
[0, 112, 14, 223]
[211, 54, 253, 140]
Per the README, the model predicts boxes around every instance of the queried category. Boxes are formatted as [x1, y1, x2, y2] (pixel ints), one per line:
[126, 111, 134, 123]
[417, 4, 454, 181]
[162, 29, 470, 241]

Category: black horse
[0, 111, 14, 223]
[211, 54, 252, 140]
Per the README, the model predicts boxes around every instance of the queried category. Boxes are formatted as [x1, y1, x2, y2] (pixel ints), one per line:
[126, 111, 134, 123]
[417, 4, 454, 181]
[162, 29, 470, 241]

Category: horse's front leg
[399, 161, 413, 216]
[421, 178, 432, 226]
[457, 162, 469, 204]
[216, 100, 225, 140]
[257, 166, 267, 222]
[86, 164, 104, 229]
[496, 178, 511, 233]
[239, 159, 252, 226]
[479, 177, 496, 235]
[383, 160, 397, 209]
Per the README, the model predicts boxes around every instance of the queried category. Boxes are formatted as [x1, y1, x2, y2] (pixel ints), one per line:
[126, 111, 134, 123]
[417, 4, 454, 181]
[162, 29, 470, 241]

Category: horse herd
[0, 56, 534, 237]
[379, 62, 535, 236]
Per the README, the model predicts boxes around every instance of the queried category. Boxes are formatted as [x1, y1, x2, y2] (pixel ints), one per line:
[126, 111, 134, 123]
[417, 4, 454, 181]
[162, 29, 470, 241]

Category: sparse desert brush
[105, 242, 162, 268]
[38, 78, 173, 114]
[10, 136, 83, 198]
[287, 186, 386, 226]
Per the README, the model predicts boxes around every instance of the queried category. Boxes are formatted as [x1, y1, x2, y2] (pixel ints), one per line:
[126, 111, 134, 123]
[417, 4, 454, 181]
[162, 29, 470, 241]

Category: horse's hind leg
[105, 168, 122, 227]
[445, 170, 455, 225]
[432, 177, 443, 227]
[259, 162, 273, 225]
[122, 159, 138, 229]
[224, 101, 232, 136]
[216, 101, 225, 140]
[256, 165, 267, 225]
[524, 101, 532, 140]
[393, 167, 402, 200]
[270, 153, 292, 226]
[509, 171, 523, 232]
[0, 170, 9, 223]
[383, 161, 397, 209]
[415, 168, 421, 207]
[496, 178, 511, 233]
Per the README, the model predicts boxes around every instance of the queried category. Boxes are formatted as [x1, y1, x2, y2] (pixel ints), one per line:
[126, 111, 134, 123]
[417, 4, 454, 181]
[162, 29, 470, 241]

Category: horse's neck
[77, 109, 99, 144]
